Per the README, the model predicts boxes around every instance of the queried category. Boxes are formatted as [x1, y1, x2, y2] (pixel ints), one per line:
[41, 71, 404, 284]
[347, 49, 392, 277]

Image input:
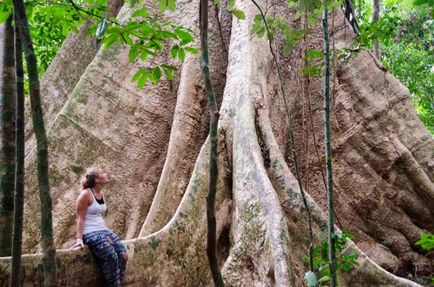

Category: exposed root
[222, 97, 292, 286]
[141, 1, 228, 236]
[140, 53, 207, 236]
[257, 107, 423, 286]
[217, 3, 293, 284]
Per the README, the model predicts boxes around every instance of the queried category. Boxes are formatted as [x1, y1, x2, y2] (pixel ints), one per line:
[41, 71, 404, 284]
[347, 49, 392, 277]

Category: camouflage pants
[83, 230, 127, 287]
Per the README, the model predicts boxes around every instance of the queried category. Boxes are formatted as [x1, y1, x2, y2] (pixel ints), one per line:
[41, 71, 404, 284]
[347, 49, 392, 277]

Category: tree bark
[373, 0, 380, 59]
[24, 0, 124, 157]
[12, 0, 56, 285]
[10, 12, 25, 286]
[0, 16, 16, 257]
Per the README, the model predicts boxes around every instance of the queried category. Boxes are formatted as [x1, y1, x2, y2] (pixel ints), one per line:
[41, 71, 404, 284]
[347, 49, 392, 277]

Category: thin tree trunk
[372, 0, 380, 59]
[0, 16, 16, 257]
[10, 13, 25, 287]
[199, 0, 224, 285]
[344, 0, 359, 34]
[322, 3, 337, 287]
[12, 0, 56, 285]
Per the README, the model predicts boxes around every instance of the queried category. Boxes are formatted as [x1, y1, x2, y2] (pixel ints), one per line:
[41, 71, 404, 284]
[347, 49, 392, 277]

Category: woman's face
[95, 168, 110, 184]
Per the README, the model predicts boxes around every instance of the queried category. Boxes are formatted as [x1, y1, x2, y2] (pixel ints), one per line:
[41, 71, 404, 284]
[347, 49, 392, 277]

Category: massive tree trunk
[0, 0, 432, 286]
[24, 0, 123, 156]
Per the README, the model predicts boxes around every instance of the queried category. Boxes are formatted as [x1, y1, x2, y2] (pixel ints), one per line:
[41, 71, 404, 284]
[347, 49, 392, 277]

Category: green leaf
[232, 9, 246, 20]
[0, 11, 11, 23]
[413, 0, 434, 6]
[304, 271, 317, 287]
[131, 69, 143, 83]
[167, 0, 176, 11]
[102, 34, 119, 49]
[175, 28, 194, 44]
[416, 233, 434, 250]
[302, 65, 322, 77]
[96, 19, 108, 38]
[152, 66, 162, 83]
[170, 45, 179, 58]
[327, 0, 343, 9]
[140, 49, 149, 61]
[129, 0, 139, 7]
[132, 7, 148, 18]
[306, 49, 323, 60]
[159, 0, 168, 12]
[137, 71, 149, 88]
[178, 48, 186, 61]
[288, 0, 297, 8]
[128, 45, 139, 62]
[184, 47, 199, 54]
[227, 0, 235, 11]
[307, 15, 318, 25]
[318, 275, 330, 283]
[163, 67, 174, 80]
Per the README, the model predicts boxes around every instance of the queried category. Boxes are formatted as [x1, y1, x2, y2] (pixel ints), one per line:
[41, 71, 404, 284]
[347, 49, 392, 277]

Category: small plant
[304, 231, 359, 287]
[415, 233, 434, 285]
[416, 233, 434, 251]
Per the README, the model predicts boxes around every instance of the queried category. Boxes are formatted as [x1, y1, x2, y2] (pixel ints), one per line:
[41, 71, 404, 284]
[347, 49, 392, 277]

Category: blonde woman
[71, 167, 128, 286]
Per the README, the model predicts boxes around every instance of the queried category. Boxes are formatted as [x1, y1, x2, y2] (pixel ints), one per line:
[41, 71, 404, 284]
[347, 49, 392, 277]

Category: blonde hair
[80, 167, 99, 189]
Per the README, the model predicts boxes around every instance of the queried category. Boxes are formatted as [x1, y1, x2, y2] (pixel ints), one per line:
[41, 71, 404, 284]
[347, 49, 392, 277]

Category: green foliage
[0, 0, 85, 76]
[302, 48, 324, 77]
[415, 233, 434, 285]
[0, 0, 12, 23]
[158, 0, 176, 12]
[416, 233, 434, 250]
[356, 0, 434, 134]
[251, 14, 307, 56]
[232, 9, 246, 20]
[73, 2, 197, 87]
[224, 0, 246, 20]
[0, 0, 197, 88]
[93, 6, 196, 87]
[308, 231, 359, 287]
[413, 0, 434, 9]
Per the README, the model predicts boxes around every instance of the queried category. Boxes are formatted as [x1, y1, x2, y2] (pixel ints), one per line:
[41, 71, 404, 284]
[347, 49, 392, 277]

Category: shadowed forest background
[0, 0, 433, 286]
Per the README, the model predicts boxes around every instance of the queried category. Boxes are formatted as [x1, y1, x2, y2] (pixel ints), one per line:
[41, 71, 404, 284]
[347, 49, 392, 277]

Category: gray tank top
[83, 189, 108, 235]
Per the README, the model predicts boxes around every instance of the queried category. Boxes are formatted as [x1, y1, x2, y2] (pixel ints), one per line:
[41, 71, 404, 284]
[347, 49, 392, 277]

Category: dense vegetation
[357, 0, 433, 133]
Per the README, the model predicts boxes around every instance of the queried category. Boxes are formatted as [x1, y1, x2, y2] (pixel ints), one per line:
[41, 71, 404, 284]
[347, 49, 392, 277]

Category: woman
[71, 167, 128, 286]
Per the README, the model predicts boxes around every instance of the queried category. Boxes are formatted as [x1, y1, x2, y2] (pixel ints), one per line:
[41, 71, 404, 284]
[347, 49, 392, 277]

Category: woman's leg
[108, 231, 127, 282]
[83, 231, 121, 287]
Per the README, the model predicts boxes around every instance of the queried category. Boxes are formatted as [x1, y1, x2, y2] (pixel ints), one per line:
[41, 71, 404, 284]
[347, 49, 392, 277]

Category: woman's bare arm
[72, 190, 89, 249]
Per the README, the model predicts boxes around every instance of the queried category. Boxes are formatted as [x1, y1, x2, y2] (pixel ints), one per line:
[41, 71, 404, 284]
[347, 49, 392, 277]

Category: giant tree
[0, 0, 432, 286]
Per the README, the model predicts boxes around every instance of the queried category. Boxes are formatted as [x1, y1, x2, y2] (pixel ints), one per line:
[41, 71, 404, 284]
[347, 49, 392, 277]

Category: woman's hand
[71, 238, 84, 250]
[123, 252, 129, 263]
